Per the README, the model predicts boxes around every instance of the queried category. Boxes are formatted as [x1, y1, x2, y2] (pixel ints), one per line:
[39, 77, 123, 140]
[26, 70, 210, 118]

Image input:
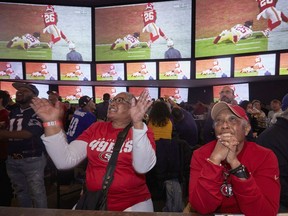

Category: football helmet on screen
[244, 20, 253, 29]
[146, 3, 154, 10]
[133, 32, 140, 38]
[46, 5, 55, 12]
[33, 32, 41, 39]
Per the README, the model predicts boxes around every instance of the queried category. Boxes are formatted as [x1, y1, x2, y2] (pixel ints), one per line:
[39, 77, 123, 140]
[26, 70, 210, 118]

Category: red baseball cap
[211, 101, 249, 122]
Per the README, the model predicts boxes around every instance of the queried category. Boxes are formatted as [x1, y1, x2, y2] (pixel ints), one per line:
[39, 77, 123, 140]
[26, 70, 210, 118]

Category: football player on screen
[41, 5, 71, 48]
[141, 3, 171, 47]
[213, 20, 254, 44]
[6, 32, 41, 50]
[256, 0, 288, 37]
[110, 32, 148, 51]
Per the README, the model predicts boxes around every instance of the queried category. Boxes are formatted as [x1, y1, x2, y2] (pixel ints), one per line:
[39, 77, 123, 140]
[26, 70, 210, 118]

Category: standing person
[31, 90, 156, 212]
[256, 93, 288, 213]
[66, 43, 83, 61]
[147, 101, 183, 212]
[267, 99, 282, 127]
[66, 96, 96, 143]
[256, 0, 288, 37]
[95, 93, 110, 121]
[189, 102, 280, 215]
[0, 90, 13, 206]
[203, 86, 235, 143]
[41, 5, 70, 48]
[164, 39, 182, 59]
[167, 98, 198, 148]
[0, 83, 47, 208]
[141, 3, 170, 47]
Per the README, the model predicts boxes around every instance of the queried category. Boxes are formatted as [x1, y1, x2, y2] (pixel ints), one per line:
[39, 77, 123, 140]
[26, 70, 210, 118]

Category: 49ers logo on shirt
[89, 138, 133, 162]
[98, 151, 112, 162]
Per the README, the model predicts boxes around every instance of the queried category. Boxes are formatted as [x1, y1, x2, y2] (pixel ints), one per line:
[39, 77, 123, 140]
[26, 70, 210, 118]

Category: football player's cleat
[262, 29, 270, 38]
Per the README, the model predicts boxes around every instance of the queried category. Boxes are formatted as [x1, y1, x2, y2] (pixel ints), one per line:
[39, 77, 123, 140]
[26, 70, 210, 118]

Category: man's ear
[244, 122, 251, 136]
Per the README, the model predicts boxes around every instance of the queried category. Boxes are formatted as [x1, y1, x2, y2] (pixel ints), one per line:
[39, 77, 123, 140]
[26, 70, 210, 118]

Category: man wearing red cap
[189, 101, 280, 215]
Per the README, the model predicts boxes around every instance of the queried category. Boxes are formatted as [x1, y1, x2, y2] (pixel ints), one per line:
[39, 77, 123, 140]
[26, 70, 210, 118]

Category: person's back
[95, 93, 110, 121]
[256, 94, 288, 212]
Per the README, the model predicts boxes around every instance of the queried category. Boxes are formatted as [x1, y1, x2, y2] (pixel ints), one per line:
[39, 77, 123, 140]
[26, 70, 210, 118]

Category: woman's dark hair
[0, 90, 10, 107]
[148, 101, 171, 127]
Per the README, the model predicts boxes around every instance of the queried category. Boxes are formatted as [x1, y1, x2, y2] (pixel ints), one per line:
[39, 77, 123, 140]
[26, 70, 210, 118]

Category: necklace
[220, 162, 233, 197]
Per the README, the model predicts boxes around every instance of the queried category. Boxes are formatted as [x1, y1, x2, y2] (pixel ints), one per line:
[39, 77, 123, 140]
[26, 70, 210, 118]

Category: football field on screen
[0, 42, 52, 60]
[95, 45, 151, 61]
[195, 33, 268, 57]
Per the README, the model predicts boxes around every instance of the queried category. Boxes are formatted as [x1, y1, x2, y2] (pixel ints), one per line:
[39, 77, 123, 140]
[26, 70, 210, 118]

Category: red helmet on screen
[175, 62, 180, 68]
[41, 64, 47, 69]
[110, 65, 115, 70]
[6, 63, 12, 68]
[46, 5, 54, 12]
[141, 64, 146, 69]
[213, 60, 219, 66]
[75, 65, 81, 70]
[255, 56, 261, 63]
[146, 3, 154, 10]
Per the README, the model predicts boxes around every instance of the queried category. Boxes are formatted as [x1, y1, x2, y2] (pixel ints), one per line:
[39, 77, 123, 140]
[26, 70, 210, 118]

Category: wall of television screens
[1, 0, 288, 103]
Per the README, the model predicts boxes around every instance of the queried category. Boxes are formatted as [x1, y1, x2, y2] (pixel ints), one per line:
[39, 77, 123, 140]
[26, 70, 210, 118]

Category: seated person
[189, 102, 280, 215]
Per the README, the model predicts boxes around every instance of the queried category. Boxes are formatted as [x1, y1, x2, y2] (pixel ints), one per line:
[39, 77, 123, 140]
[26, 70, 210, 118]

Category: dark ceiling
[4, 0, 166, 7]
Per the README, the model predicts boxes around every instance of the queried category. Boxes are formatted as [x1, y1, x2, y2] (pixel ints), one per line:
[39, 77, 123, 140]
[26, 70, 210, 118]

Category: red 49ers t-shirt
[77, 121, 155, 211]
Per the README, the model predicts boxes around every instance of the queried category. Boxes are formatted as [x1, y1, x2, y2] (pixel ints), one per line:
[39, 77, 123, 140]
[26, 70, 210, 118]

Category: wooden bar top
[0, 207, 202, 216]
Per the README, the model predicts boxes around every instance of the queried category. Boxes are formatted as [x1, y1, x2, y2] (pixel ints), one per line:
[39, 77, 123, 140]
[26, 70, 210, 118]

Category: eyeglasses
[109, 97, 131, 104]
[214, 115, 241, 127]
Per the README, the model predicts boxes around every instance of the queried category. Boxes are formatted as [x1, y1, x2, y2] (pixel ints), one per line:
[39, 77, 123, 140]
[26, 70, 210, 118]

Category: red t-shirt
[77, 121, 156, 211]
[189, 140, 280, 216]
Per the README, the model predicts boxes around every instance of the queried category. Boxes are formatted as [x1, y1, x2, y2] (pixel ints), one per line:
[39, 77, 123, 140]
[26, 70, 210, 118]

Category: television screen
[0, 62, 23, 80]
[213, 83, 249, 104]
[159, 61, 191, 80]
[126, 62, 156, 80]
[195, 58, 231, 79]
[95, 0, 192, 61]
[25, 62, 58, 80]
[234, 54, 276, 77]
[94, 86, 127, 103]
[195, 0, 288, 58]
[0, 81, 16, 100]
[58, 85, 93, 104]
[0, 3, 92, 61]
[128, 87, 159, 100]
[96, 63, 125, 81]
[60, 63, 91, 81]
[279, 53, 288, 75]
[33, 83, 49, 99]
[160, 87, 188, 103]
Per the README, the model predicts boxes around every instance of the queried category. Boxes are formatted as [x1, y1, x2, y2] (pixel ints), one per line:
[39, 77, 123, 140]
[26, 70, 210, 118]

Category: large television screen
[160, 87, 188, 103]
[0, 62, 23, 80]
[0, 3, 92, 61]
[33, 83, 49, 99]
[95, 0, 192, 61]
[128, 87, 159, 100]
[126, 62, 156, 80]
[60, 63, 91, 81]
[195, 58, 231, 79]
[94, 86, 127, 103]
[58, 85, 93, 104]
[234, 54, 276, 77]
[25, 62, 58, 80]
[96, 63, 125, 81]
[213, 83, 249, 104]
[159, 61, 191, 80]
[195, 0, 288, 58]
[279, 53, 288, 75]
